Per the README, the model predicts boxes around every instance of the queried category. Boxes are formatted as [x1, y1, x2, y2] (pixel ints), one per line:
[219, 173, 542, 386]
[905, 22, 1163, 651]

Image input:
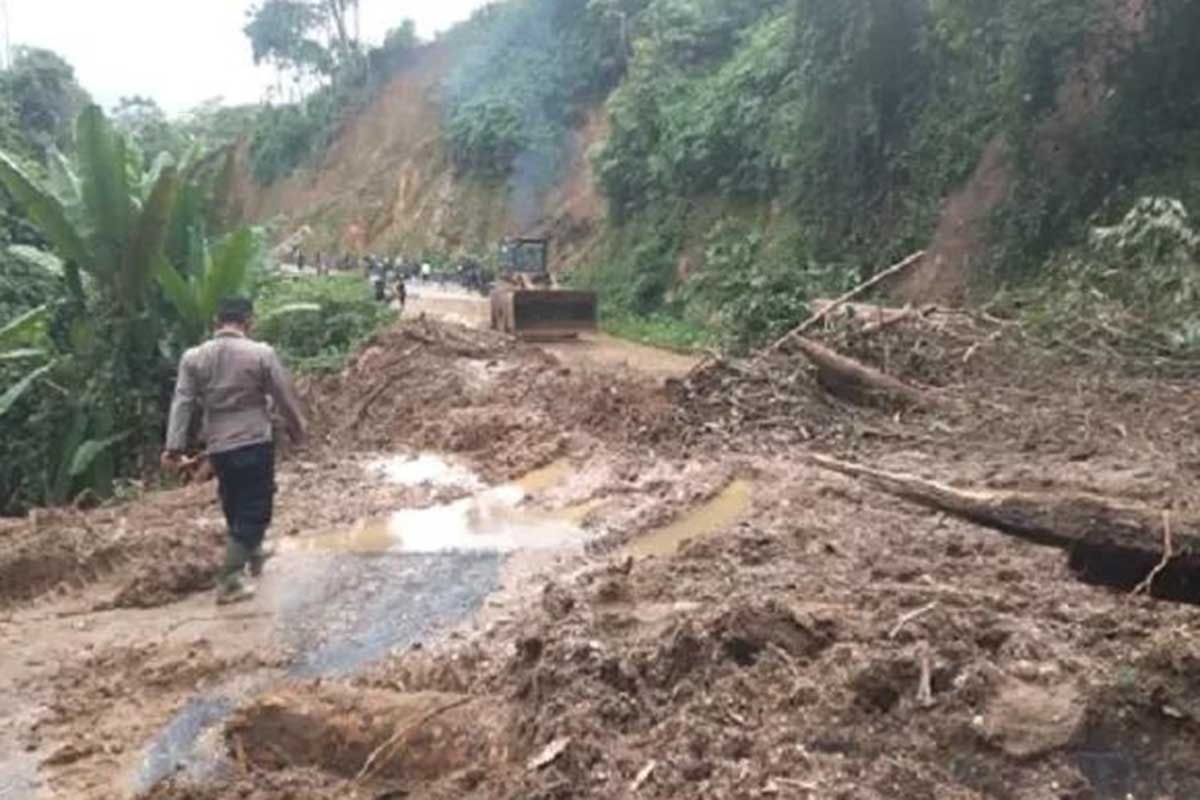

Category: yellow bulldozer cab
[490, 238, 597, 339]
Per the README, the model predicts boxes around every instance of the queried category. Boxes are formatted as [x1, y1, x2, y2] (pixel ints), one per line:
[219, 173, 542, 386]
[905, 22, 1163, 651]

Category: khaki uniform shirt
[166, 330, 306, 455]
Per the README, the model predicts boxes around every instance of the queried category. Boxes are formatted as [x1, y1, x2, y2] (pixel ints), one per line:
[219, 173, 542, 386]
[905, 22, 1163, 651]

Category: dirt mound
[309, 317, 681, 482]
[0, 485, 223, 610]
[0, 514, 124, 607]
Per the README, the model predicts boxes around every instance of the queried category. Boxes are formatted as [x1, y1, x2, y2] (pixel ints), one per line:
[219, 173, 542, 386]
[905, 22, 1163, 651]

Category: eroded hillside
[229, 43, 607, 272]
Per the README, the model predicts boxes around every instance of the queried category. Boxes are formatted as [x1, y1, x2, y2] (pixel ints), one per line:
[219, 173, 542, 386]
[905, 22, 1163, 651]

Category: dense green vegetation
[437, 0, 1200, 350]
[440, 0, 624, 185]
[228, 0, 1200, 352]
[0, 105, 265, 515]
[0, 101, 395, 514]
[255, 272, 395, 373]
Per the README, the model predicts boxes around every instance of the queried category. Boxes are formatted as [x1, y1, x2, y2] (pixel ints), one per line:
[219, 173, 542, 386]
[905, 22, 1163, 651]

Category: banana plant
[0, 304, 128, 504]
[0, 106, 178, 505]
[0, 105, 179, 314]
[158, 226, 264, 347]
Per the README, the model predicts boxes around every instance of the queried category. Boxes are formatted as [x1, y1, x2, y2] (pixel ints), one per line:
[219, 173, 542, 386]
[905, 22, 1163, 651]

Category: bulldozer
[489, 237, 597, 339]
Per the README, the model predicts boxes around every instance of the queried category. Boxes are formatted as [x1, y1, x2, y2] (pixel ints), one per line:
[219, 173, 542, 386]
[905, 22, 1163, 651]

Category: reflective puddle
[367, 453, 481, 489]
[512, 459, 572, 494]
[290, 458, 587, 556]
[291, 485, 587, 555]
[627, 479, 753, 558]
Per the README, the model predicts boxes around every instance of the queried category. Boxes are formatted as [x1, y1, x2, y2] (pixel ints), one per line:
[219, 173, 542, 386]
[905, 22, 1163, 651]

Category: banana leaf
[8, 244, 64, 275]
[0, 361, 55, 418]
[0, 305, 49, 348]
[201, 227, 261, 317]
[0, 348, 46, 362]
[76, 105, 132, 280]
[69, 431, 129, 478]
[122, 163, 179, 310]
[48, 406, 87, 504]
[261, 303, 322, 320]
[45, 146, 82, 208]
[0, 151, 89, 270]
[157, 256, 204, 343]
[141, 152, 176, 203]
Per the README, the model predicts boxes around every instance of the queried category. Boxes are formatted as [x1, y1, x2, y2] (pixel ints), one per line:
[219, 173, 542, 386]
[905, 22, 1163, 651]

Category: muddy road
[404, 282, 700, 378]
[3, 311, 1200, 799]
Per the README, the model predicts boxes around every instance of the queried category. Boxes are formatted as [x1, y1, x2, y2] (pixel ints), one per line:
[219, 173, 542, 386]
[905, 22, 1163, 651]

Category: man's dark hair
[217, 296, 254, 325]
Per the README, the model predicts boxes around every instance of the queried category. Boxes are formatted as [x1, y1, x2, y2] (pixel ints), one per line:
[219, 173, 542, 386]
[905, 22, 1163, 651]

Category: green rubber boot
[216, 539, 255, 606]
[249, 545, 275, 578]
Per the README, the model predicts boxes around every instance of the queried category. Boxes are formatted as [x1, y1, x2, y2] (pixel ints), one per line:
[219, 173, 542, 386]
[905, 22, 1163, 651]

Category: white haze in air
[3, 0, 489, 114]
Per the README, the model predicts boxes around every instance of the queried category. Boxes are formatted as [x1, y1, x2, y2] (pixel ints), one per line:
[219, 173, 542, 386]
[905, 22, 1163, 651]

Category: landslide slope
[228, 43, 606, 273]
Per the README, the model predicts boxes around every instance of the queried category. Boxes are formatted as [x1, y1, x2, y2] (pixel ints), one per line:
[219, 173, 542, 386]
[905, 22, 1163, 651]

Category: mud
[226, 685, 511, 782]
[5, 312, 1200, 799]
[406, 285, 701, 379]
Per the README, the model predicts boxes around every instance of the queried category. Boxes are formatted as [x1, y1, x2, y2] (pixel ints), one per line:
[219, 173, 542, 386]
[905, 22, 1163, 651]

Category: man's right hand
[289, 425, 308, 450]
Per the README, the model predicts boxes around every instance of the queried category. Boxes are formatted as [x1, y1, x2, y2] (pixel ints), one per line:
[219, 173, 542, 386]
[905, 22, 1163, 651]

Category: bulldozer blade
[491, 289, 597, 339]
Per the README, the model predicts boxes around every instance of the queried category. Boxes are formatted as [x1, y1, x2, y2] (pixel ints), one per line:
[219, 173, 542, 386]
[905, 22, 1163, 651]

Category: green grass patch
[600, 312, 715, 353]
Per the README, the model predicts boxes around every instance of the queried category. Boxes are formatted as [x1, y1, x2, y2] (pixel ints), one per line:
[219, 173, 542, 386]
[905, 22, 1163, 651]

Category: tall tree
[111, 95, 185, 165]
[243, 0, 363, 88]
[0, 47, 91, 153]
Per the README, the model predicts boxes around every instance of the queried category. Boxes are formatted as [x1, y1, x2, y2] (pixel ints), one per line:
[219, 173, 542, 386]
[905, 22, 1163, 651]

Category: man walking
[162, 297, 307, 605]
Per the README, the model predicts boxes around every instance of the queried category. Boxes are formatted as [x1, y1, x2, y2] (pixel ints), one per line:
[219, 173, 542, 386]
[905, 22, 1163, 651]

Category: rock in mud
[979, 678, 1085, 759]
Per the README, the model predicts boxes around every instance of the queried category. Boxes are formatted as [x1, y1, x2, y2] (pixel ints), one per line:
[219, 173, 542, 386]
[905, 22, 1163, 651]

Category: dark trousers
[210, 442, 275, 553]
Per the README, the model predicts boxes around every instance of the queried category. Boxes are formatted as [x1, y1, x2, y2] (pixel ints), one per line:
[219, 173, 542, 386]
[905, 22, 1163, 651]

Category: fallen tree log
[794, 337, 931, 409]
[755, 250, 925, 365]
[684, 251, 926, 380]
[807, 300, 917, 327]
[806, 454, 1200, 604]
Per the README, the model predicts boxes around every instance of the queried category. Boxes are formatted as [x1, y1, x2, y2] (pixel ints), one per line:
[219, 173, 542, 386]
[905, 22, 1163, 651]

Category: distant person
[396, 275, 407, 309]
[421, 262, 431, 283]
[161, 297, 307, 606]
[297, 251, 307, 272]
[370, 262, 387, 302]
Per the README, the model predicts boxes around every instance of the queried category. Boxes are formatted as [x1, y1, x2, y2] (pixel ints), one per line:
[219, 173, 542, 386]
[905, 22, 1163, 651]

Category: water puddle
[627, 479, 753, 558]
[512, 459, 572, 494]
[291, 458, 586, 556]
[135, 695, 238, 792]
[367, 453, 480, 489]
[291, 487, 586, 555]
[0, 751, 39, 800]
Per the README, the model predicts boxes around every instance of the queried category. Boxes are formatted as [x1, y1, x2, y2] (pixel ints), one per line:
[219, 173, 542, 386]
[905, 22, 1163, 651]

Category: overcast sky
[4, 0, 490, 114]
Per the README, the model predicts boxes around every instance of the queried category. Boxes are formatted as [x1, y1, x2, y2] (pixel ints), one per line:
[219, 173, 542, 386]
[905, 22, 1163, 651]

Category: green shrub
[254, 273, 395, 372]
[687, 221, 860, 352]
[1016, 197, 1200, 363]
